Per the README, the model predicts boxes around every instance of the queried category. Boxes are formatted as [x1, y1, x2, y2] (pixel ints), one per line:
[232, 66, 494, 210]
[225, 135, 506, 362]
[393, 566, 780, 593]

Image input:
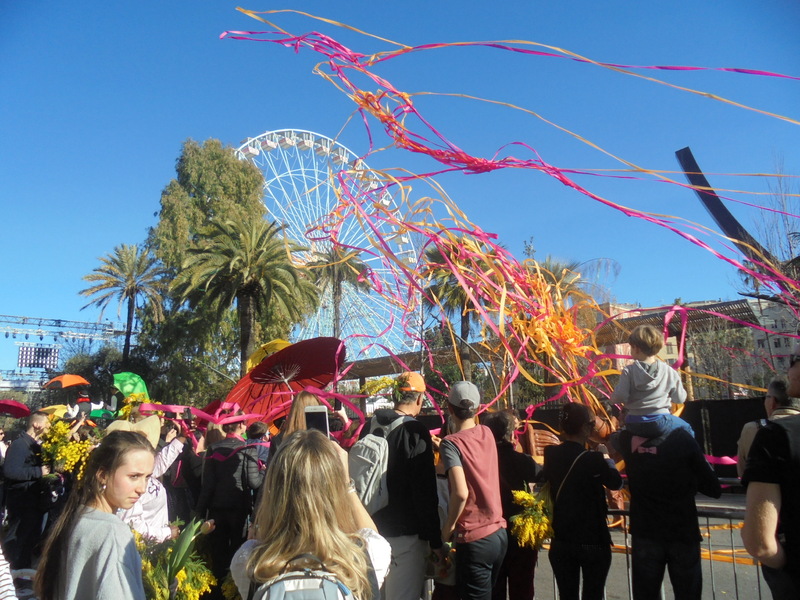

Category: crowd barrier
[533, 505, 766, 600]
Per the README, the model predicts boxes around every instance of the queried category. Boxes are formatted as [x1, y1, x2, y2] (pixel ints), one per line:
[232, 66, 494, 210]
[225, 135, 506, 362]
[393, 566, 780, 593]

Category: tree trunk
[123, 295, 135, 364]
[333, 271, 342, 340]
[238, 292, 258, 377]
[460, 306, 472, 382]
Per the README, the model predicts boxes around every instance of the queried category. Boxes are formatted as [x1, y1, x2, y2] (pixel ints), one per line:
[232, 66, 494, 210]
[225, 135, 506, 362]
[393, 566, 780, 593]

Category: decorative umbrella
[44, 374, 90, 390]
[225, 337, 345, 421]
[245, 339, 291, 373]
[39, 404, 70, 419]
[112, 372, 149, 399]
[0, 399, 31, 419]
[88, 408, 116, 420]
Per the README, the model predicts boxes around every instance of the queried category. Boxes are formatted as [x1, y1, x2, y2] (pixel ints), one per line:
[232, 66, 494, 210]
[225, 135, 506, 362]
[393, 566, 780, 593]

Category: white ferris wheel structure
[236, 128, 421, 360]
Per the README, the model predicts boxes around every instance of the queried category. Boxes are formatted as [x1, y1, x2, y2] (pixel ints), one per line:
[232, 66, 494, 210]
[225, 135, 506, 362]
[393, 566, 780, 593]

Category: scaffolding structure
[0, 314, 126, 343]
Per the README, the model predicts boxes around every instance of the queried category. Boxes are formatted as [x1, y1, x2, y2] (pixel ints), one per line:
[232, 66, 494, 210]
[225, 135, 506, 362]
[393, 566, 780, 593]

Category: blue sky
[1, 0, 798, 372]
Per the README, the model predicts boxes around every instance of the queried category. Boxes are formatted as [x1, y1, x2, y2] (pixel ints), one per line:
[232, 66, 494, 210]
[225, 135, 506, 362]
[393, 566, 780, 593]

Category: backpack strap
[370, 414, 413, 438]
[555, 450, 588, 503]
[281, 554, 328, 573]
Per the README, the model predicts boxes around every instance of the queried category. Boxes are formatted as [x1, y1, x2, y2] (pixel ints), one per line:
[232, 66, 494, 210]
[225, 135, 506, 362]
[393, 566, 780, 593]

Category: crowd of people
[0, 322, 795, 599]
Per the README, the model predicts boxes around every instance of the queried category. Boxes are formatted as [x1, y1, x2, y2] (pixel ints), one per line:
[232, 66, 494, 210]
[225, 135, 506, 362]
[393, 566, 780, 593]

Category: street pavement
[531, 492, 768, 600]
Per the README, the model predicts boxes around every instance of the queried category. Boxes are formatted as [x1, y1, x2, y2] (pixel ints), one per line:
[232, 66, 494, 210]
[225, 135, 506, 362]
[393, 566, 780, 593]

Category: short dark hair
[29, 411, 49, 428]
[485, 411, 515, 443]
[560, 402, 594, 436]
[449, 403, 476, 421]
[247, 421, 269, 439]
[222, 413, 246, 434]
[767, 376, 790, 406]
[767, 375, 800, 409]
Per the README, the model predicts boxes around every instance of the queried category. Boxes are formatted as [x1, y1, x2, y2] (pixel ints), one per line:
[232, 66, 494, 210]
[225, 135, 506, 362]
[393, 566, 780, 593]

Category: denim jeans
[548, 539, 612, 600]
[631, 537, 702, 600]
[455, 528, 508, 600]
[626, 414, 694, 439]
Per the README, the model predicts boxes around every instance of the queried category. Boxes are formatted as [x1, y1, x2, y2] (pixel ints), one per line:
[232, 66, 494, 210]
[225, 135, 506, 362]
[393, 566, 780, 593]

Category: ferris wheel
[235, 129, 420, 360]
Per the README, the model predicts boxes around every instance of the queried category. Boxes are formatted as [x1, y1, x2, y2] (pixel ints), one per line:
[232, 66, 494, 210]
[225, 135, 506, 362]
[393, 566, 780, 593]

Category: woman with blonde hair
[231, 429, 390, 599]
[34, 431, 156, 600]
[267, 390, 321, 461]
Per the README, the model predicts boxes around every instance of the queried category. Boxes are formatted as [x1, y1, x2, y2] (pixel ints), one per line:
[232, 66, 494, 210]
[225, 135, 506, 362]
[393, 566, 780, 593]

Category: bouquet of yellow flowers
[118, 393, 160, 421]
[509, 487, 553, 549]
[360, 376, 396, 398]
[220, 573, 243, 600]
[134, 520, 216, 600]
[40, 420, 94, 480]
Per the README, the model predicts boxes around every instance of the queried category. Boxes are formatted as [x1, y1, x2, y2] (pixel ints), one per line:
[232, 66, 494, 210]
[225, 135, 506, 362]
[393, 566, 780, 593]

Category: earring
[102, 484, 107, 491]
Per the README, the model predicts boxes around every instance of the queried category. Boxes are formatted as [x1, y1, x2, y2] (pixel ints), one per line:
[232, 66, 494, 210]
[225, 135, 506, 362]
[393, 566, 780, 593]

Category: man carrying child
[611, 324, 692, 439]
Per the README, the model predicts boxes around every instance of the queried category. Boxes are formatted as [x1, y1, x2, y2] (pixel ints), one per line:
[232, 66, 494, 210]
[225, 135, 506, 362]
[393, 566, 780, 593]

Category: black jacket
[4, 433, 44, 493]
[496, 440, 543, 520]
[543, 441, 622, 545]
[195, 437, 263, 516]
[618, 429, 721, 544]
[369, 409, 443, 548]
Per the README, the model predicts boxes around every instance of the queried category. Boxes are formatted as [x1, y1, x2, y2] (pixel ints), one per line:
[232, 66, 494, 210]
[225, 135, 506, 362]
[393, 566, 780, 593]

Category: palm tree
[305, 245, 371, 339]
[423, 241, 480, 381]
[80, 244, 166, 362]
[172, 217, 317, 376]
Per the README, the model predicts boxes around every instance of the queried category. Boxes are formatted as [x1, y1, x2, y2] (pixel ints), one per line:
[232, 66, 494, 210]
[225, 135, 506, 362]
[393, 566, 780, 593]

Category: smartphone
[304, 405, 330, 436]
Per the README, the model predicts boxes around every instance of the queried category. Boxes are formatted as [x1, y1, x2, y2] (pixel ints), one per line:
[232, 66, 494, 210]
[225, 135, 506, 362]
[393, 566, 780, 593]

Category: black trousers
[5, 494, 45, 570]
[205, 508, 248, 600]
[631, 537, 701, 600]
[455, 528, 508, 600]
[548, 539, 611, 600]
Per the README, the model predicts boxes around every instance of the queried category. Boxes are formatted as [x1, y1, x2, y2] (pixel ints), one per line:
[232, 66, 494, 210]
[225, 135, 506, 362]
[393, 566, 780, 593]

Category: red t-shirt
[442, 425, 506, 543]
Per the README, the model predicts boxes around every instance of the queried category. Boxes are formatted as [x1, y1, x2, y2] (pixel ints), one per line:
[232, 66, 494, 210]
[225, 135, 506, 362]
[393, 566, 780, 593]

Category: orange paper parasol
[44, 374, 90, 389]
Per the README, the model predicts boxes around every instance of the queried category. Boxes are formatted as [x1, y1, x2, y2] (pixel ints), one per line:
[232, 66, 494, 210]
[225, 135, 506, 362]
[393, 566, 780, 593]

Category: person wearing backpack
[230, 429, 391, 599]
[349, 372, 444, 600]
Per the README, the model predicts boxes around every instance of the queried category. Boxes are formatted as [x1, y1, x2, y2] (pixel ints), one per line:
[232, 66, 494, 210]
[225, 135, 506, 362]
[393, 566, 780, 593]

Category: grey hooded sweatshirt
[611, 360, 687, 416]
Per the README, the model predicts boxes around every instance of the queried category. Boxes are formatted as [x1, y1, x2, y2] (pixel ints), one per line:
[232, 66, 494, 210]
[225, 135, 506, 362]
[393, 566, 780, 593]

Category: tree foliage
[80, 244, 166, 362]
[688, 325, 772, 400]
[133, 306, 239, 406]
[150, 138, 266, 272]
[172, 216, 318, 376]
[136, 137, 293, 392]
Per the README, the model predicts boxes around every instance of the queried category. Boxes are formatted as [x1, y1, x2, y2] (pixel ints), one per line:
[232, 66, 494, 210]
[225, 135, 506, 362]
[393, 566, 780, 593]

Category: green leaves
[171, 216, 318, 375]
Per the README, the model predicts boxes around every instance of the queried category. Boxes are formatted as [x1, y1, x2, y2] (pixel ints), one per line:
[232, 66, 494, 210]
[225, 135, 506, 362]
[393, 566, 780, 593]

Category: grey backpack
[347, 415, 412, 514]
[249, 555, 353, 600]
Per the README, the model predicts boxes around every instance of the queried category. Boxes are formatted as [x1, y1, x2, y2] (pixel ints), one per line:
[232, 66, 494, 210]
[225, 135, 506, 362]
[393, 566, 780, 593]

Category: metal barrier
[534, 505, 766, 600]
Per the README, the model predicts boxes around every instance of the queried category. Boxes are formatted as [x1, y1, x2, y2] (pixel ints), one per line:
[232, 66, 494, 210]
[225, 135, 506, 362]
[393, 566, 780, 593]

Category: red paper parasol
[0, 399, 32, 419]
[225, 337, 345, 421]
[44, 374, 90, 389]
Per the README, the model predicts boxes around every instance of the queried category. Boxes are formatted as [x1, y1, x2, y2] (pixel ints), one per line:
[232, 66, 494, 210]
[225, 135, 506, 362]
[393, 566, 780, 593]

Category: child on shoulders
[611, 325, 693, 439]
